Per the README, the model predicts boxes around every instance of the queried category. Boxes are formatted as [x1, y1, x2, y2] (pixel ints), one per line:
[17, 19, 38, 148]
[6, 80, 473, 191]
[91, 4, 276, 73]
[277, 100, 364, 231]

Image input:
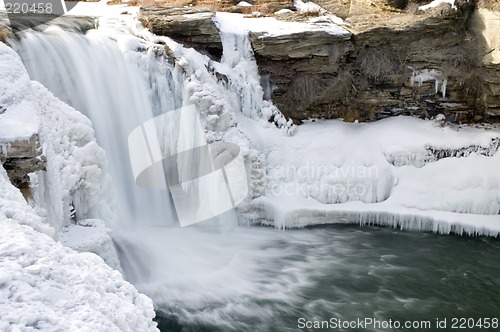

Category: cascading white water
[8, 18, 305, 330]
[10, 25, 182, 227]
[7, 14, 500, 332]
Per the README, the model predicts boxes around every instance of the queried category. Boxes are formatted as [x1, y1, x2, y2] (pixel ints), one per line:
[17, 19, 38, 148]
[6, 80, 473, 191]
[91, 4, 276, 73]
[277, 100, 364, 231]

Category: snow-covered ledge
[0, 165, 158, 331]
[238, 116, 500, 237]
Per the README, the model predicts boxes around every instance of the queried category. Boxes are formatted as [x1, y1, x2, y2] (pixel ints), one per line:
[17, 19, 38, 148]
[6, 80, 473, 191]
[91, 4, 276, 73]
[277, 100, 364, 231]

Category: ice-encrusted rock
[59, 219, 122, 271]
[139, 7, 222, 60]
[0, 43, 45, 189]
[0, 134, 46, 188]
[0, 164, 158, 331]
[30, 81, 108, 232]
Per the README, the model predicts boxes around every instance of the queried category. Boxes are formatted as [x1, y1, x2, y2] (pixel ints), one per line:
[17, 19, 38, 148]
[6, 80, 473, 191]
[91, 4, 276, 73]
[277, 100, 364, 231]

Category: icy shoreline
[243, 196, 500, 237]
[0, 164, 158, 331]
[236, 116, 500, 237]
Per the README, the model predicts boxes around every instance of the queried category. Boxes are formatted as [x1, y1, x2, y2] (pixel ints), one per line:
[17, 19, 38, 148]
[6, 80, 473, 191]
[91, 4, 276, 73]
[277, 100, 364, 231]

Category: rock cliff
[140, 0, 500, 123]
[139, 7, 223, 59]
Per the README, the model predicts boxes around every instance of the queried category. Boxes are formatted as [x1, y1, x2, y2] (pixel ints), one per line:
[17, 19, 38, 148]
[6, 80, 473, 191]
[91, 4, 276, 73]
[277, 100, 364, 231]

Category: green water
[154, 225, 500, 331]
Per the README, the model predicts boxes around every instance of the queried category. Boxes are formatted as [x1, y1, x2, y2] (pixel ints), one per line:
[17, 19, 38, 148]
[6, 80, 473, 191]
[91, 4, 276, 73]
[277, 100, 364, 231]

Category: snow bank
[244, 195, 500, 237]
[390, 153, 500, 214]
[59, 219, 122, 271]
[240, 116, 500, 235]
[419, 0, 456, 11]
[0, 43, 39, 141]
[0, 165, 53, 237]
[215, 12, 350, 37]
[0, 164, 158, 331]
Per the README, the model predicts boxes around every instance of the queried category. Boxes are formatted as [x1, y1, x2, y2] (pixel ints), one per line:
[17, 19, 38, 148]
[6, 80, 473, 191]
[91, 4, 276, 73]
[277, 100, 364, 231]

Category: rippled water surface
[130, 225, 500, 332]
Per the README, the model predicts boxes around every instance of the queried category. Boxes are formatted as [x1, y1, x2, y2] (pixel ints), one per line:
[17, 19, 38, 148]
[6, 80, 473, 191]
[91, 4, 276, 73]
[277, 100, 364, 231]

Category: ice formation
[31, 81, 108, 231]
[238, 117, 500, 234]
[0, 164, 158, 331]
[410, 69, 448, 98]
[0, 43, 39, 141]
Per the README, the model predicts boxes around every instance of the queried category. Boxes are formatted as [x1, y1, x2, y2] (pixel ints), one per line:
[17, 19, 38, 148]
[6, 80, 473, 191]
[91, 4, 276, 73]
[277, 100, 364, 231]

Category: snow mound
[419, 0, 456, 11]
[0, 166, 53, 236]
[0, 43, 39, 141]
[0, 164, 158, 331]
[240, 116, 500, 234]
[215, 12, 350, 37]
[59, 219, 122, 271]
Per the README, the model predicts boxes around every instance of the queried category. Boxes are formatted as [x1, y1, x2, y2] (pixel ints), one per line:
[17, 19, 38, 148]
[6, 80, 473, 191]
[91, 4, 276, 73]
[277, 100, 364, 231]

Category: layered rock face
[138, 1, 500, 123]
[139, 7, 223, 59]
[0, 134, 46, 191]
[253, 1, 494, 123]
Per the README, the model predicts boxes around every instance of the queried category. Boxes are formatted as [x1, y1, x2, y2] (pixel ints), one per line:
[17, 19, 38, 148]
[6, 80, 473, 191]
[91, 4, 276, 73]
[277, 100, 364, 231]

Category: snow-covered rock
[419, 0, 456, 11]
[240, 116, 500, 235]
[0, 164, 158, 331]
[0, 43, 39, 142]
[294, 0, 326, 15]
[237, 1, 253, 7]
[59, 219, 122, 271]
[0, 165, 53, 237]
[274, 9, 293, 15]
[0, 44, 45, 188]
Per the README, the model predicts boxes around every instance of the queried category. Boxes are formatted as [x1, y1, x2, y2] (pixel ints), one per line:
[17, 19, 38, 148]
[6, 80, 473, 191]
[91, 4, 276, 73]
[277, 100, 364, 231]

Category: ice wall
[239, 117, 500, 236]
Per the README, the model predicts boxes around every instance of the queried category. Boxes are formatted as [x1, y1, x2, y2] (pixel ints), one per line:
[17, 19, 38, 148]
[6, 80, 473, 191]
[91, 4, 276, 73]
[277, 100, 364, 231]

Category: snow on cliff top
[0, 163, 158, 331]
[419, 0, 456, 11]
[0, 44, 39, 141]
[215, 12, 350, 37]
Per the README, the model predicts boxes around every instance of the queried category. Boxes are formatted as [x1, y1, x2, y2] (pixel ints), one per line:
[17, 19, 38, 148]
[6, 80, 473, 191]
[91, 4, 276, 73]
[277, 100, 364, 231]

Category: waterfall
[215, 13, 295, 133]
[8, 19, 301, 328]
[219, 31, 265, 119]
[9, 17, 293, 230]
[10, 25, 183, 227]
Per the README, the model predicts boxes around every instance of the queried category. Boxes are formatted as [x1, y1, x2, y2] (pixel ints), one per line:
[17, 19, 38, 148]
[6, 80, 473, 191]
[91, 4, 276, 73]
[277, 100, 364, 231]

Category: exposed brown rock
[253, 1, 500, 123]
[1, 134, 46, 189]
[139, 6, 223, 60]
[139, 1, 500, 124]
